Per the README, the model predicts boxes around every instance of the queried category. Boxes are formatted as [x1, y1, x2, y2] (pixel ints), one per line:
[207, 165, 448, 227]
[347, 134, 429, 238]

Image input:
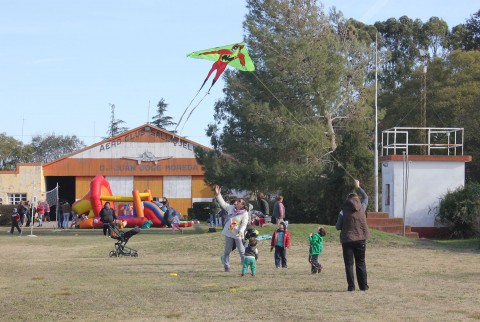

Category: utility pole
[374, 32, 379, 212]
[419, 49, 428, 155]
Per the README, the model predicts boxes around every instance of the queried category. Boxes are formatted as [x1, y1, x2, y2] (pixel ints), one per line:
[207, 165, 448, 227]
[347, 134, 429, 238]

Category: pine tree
[106, 103, 128, 138]
[151, 98, 176, 131]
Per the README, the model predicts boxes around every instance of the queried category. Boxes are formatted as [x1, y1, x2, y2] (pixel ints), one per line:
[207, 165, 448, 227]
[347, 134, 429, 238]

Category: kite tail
[174, 75, 215, 133]
[174, 88, 204, 133]
[207, 79, 217, 94]
[179, 91, 209, 135]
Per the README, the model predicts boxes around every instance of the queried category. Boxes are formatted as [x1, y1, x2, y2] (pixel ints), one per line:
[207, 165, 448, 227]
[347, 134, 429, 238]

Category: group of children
[240, 222, 326, 277]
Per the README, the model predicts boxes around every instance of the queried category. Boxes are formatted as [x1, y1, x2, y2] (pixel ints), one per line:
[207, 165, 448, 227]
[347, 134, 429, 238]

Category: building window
[385, 184, 390, 206]
[7, 193, 27, 205]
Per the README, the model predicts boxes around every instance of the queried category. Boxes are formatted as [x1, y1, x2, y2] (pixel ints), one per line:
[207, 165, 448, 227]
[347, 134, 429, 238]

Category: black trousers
[11, 222, 22, 234]
[103, 223, 113, 236]
[342, 240, 368, 291]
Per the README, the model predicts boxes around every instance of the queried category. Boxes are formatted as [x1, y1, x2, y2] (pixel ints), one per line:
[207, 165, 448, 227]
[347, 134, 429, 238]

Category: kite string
[174, 90, 203, 134]
[179, 91, 209, 135]
[251, 72, 356, 180]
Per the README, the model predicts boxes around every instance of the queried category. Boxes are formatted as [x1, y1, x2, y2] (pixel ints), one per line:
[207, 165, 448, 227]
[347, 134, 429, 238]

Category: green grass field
[1, 224, 479, 321]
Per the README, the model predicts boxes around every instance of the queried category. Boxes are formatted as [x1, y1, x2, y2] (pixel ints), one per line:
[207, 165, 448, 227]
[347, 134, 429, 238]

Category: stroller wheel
[132, 252, 138, 257]
[109, 251, 117, 257]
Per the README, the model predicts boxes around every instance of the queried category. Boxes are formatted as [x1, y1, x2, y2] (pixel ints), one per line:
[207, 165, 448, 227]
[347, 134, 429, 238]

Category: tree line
[195, 0, 480, 224]
[0, 99, 176, 168]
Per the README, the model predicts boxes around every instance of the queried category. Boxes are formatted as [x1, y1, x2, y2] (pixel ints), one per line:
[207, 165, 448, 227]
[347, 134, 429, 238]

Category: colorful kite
[175, 42, 255, 134]
[188, 42, 255, 93]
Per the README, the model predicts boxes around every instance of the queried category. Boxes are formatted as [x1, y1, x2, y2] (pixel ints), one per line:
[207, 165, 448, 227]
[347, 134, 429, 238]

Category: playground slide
[143, 201, 165, 226]
[116, 216, 147, 227]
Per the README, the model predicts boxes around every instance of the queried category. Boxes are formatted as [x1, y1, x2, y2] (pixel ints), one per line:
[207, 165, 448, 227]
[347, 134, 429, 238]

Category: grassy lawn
[1, 224, 479, 321]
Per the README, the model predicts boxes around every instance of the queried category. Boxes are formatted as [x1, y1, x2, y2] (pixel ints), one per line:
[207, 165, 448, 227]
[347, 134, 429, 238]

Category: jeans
[209, 213, 219, 227]
[223, 236, 245, 271]
[63, 213, 70, 229]
[274, 245, 287, 268]
[342, 240, 368, 291]
[310, 254, 321, 273]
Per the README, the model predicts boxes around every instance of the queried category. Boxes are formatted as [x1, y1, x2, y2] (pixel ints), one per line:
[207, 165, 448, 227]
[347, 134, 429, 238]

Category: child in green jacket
[308, 227, 326, 274]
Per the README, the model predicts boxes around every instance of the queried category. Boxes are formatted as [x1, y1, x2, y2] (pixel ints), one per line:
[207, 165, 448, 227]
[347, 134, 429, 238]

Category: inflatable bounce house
[72, 175, 193, 229]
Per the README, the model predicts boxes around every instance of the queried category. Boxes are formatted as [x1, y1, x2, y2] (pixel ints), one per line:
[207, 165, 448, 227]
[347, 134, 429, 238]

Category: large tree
[27, 134, 86, 163]
[455, 10, 480, 51]
[0, 133, 25, 170]
[196, 0, 376, 223]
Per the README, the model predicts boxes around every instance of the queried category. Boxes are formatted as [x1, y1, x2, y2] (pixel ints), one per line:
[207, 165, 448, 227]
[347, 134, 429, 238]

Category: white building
[381, 127, 471, 237]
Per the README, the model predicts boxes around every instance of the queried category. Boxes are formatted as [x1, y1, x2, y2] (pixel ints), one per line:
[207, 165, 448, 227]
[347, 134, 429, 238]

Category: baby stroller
[108, 224, 141, 257]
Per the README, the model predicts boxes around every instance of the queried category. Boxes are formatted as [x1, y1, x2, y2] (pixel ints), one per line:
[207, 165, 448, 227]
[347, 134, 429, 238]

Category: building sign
[98, 161, 200, 174]
[99, 128, 196, 153]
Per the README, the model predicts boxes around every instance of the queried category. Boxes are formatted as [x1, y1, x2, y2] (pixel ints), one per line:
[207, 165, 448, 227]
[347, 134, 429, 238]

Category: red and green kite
[187, 42, 255, 93]
[175, 42, 255, 134]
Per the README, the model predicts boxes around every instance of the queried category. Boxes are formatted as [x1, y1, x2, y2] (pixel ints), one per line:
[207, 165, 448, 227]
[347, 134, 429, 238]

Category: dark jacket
[258, 198, 269, 216]
[100, 207, 116, 223]
[244, 244, 258, 260]
[336, 188, 370, 243]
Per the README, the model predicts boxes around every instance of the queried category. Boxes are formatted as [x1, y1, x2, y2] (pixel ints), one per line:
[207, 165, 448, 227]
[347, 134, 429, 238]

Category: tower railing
[381, 127, 464, 156]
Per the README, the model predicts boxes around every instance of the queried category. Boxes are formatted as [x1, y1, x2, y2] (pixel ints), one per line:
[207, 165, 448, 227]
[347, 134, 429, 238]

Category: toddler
[308, 227, 326, 274]
[242, 237, 258, 277]
[171, 211, 183, 234]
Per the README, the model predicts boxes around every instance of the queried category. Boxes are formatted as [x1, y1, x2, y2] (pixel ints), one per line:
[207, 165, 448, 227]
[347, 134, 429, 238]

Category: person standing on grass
[257, 192, 269, 217]
[36, 201, 45, 227]
[18, 201, 27, 225]
[214, 184, 249, 273]
[43, 200, 50, 222]
[242, 237, 258, 277]
[272, 195, 285, 224]
[99, 202, 116, 236]
[209, 198, 221, 228]
[336, 179, 370, 292]
[309, 227, 326, 274]
[270, 221, 291, 269]
[61, 201, 72, 230]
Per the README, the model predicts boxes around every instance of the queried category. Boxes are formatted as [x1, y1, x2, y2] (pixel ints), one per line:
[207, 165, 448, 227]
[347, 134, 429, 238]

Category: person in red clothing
[36, 202, 45, 227]
[270, 221, 291, 268]
[43, 200, 51, 222]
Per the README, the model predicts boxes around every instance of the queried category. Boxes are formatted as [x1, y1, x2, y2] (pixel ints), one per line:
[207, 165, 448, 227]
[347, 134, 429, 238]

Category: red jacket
[271, 229, 291, 249]
[37, 204, 45, 214]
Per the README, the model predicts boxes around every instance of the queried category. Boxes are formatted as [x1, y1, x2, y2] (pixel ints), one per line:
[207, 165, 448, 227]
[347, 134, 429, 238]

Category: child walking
[270, 221, 291, 268]
[242, 237, 258, 277]
[309, 227, 326, 274]
[171, 211, 183, 234]
[10, 208, 22, 234]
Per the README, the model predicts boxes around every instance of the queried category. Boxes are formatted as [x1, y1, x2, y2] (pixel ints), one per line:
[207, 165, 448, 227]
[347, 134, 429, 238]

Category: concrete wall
[0, 164, 44, 205]
[382, 157, 467, 228]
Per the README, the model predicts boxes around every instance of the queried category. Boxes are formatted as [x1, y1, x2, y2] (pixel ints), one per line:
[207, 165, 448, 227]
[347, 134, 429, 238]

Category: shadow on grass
[413, 238, 480, 254]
